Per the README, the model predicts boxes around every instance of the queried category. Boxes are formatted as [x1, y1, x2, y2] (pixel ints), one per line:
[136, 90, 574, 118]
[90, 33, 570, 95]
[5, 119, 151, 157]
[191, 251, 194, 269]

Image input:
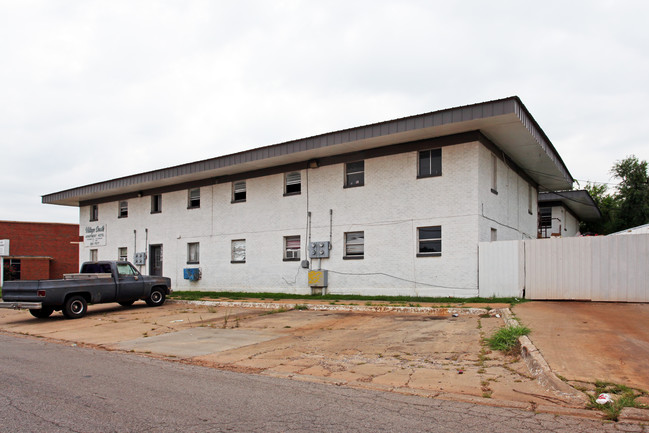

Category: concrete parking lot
[0, 300, 570, 411]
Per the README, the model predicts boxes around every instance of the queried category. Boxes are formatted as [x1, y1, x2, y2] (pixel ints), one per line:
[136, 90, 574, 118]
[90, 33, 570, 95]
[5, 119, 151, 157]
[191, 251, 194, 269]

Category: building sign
[84, 225, 107, 247]
[0, 239, 9, 256]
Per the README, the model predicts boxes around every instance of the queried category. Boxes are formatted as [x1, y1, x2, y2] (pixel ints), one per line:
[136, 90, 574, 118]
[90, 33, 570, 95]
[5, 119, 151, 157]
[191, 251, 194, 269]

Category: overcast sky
[1, 0, 648, 224]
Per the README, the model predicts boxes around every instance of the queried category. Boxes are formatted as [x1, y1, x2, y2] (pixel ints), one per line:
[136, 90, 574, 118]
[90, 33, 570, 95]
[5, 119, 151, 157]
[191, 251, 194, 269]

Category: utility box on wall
[308, 269, 328, 287]
[309, 241, 330, 258]
[133, 252, 147, 265]
[183, 268, 202, 282]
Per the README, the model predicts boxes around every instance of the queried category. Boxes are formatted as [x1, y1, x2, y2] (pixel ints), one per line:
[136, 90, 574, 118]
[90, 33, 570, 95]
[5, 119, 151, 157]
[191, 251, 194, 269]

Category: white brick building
[43, 97, 576, 297]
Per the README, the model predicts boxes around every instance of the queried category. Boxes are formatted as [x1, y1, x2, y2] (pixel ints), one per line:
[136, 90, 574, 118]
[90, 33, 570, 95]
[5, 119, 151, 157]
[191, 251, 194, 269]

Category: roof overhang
[43, 96, 574, 207]
[538, 190, 602, 221]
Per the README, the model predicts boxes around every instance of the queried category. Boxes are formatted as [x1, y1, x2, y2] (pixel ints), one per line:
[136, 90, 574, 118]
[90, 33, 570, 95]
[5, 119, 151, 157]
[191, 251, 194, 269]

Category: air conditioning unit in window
[286, 250, 300, 259]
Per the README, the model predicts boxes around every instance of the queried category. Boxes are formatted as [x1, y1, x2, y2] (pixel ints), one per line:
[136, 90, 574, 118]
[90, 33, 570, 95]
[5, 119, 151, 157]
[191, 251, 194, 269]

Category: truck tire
[63, 295, 88, 319]
[29, 306, 54, 319]
[145, 288, 166, 307]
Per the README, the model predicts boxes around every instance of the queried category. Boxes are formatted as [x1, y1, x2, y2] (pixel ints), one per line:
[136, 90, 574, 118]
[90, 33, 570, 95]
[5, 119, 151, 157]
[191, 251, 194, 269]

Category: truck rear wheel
[145, 288, 166, 307]
[63, 295, 88, 319]
[29, 306, 54, 319]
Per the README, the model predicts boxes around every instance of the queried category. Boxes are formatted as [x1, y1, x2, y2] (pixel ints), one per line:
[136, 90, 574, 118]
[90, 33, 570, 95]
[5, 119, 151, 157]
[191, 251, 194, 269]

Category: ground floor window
[231, 239, 246, 263]
[344, 231, 364, 258]
[284, 236, 300, 260]
[118, 247, 128, 261]
[417, 226, 442, 256]
[90, 249, 98, 261]
[187, 242, 200, 264]
[2, 259, 21, 281]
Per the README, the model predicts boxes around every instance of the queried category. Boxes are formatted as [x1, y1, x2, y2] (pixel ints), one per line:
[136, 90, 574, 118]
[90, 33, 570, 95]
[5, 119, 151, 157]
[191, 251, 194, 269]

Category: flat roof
[538, 190, 602, 221]
[43, 96, 574, 207]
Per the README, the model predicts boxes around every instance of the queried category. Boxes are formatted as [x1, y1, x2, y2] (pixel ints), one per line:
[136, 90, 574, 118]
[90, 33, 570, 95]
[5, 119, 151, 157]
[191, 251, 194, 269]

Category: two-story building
[42, 96, 576, 297]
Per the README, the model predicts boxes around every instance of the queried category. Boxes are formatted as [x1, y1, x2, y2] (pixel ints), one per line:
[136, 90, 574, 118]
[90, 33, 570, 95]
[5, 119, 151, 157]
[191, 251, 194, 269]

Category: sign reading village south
[84, 225, 107, 247]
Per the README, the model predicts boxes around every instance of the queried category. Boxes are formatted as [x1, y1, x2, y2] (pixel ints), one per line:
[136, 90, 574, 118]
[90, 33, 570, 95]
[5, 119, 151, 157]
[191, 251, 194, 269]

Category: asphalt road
[0, 334, 640, 433]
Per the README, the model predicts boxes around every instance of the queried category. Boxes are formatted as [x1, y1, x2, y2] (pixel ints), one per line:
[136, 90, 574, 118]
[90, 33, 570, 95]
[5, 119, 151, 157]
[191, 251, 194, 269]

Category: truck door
[116, 263, 145, 300]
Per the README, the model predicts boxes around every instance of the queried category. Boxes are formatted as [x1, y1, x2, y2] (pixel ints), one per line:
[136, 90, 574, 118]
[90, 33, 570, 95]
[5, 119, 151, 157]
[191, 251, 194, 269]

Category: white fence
[478, 234, 649, 302]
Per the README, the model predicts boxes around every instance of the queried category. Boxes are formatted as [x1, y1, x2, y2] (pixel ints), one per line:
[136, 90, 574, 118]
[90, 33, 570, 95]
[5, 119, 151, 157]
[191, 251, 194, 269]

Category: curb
[501, 309, 588, 406]
[171, 299, 495, 316]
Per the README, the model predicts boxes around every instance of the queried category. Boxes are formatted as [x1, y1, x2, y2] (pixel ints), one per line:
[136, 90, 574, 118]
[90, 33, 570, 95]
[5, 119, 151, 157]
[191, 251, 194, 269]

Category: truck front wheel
[29, 306, 54, 319]
[145, 288, 166, 307]
[63, 296, 88, 319]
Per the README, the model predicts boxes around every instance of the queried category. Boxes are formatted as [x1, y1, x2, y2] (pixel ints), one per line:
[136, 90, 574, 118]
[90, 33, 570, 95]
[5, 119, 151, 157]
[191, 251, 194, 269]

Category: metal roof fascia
[42, 96, 568, 206]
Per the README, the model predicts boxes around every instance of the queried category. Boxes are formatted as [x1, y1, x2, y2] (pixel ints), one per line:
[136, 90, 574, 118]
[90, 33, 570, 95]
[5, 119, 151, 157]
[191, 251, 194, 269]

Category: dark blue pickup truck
[0, 261, 172, 319]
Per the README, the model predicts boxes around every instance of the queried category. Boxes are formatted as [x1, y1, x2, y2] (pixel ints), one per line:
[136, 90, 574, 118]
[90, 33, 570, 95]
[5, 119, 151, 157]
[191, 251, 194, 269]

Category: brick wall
[0, 221, 80, 279]
[78, 139, 536, 296]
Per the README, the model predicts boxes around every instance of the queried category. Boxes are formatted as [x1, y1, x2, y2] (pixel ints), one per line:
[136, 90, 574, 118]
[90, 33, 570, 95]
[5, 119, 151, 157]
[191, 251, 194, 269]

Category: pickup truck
[0, 261, 172, 319]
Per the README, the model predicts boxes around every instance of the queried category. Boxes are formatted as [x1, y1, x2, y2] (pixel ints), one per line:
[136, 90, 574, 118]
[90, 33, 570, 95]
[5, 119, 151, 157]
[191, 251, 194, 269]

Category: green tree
[611, 155, 649, 230]
[581, 155, 649, 235]
[580, 182, 619, 235]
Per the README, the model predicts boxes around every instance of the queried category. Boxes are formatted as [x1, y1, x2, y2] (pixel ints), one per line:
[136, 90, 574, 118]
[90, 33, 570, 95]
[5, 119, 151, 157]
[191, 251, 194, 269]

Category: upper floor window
[232, 181, 246, 203]
[345, 161, 364, 187]
[418, 149, 442, 178]
[119, 201, 128, 218]
[90, 204, 98, 222]
[151, 194, 162, 213]
[491, 153, 498, 194]
[187, 242, 200, 264]
[417, 226, 442, 257]
[284, 235, 301, 260]
[344, 231, 364, 259]
[90, 249, 98, 262]
[528, 185, 534, 214]
[188, 188, 200, 209]
[285, 172, 301, 195]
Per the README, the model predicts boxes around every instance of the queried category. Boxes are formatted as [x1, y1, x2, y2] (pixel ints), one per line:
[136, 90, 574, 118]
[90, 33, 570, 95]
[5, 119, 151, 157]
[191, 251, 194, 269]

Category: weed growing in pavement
[486, 325, 530, 354]
[586, 380, 648, 421]
[294, 304, 308, 310]
[207, 307, 218, 313]
[365, 301, 373, 306]
[222, 310, 230, 328]
[262, 308, 289, 315]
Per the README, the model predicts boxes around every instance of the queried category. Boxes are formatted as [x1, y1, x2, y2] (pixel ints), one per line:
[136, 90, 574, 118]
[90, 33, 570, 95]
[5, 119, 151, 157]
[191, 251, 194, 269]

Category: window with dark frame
[539, 207, 552, 228]
[344, 231, 364, 258]
[285, 172, 301, 195]
[232, 181, 246, 202]
[417, 226, 442, 256]
[284, 235, 300, 260]
[151, 194, 162, 213]
[90, 249, 98, 262]
[90, 204, 98, 221]
[188, 188, 200, 209]
[491, 154, 498, 194]
[119, 201, 128, 218]
[231, 239, 246, 262]
[418, 149, 442, 178]
[118, 247, 128, 261]
[345, 161, 364, 187]
[187, 242, 200, 264]
[3, 258, 21, 281]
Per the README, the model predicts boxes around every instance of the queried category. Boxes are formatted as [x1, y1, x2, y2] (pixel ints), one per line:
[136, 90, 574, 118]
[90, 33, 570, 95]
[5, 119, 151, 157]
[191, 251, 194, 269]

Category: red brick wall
[21, 258, 51, 280]
[0, 221, 80, 280]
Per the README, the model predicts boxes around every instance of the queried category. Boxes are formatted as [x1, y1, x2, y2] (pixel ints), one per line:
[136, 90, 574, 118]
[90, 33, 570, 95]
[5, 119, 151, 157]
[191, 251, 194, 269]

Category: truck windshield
[116, 263, 139, 277]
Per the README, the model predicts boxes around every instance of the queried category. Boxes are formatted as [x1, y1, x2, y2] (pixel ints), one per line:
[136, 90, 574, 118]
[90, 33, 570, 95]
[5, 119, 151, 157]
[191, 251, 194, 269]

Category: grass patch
[486, 325, 530, 353]
[587, 381, 648, 421]
[169, 291, 524, 305]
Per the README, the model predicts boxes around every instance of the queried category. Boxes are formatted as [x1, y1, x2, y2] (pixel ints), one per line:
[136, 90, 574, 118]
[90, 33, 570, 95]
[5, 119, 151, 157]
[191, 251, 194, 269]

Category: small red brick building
[0, 221, 80, 283]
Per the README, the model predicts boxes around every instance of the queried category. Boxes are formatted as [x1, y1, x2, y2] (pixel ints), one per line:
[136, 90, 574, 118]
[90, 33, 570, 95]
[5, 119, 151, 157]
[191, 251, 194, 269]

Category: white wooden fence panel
[478, 240, 523, 298]
[479, 234, 649, 302]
